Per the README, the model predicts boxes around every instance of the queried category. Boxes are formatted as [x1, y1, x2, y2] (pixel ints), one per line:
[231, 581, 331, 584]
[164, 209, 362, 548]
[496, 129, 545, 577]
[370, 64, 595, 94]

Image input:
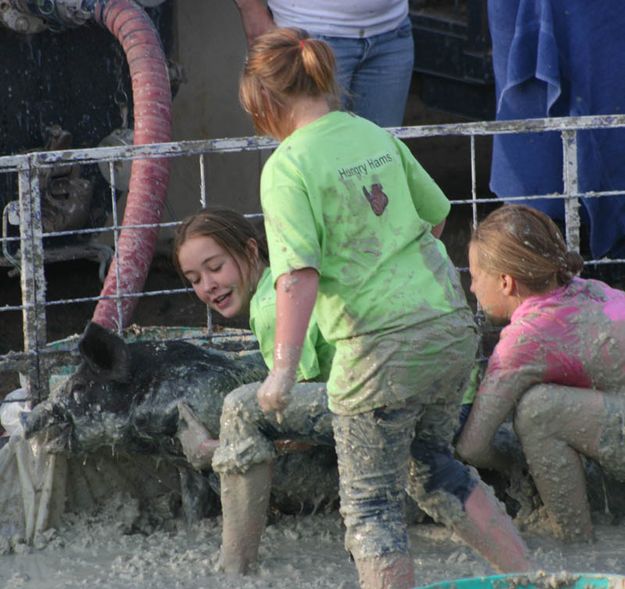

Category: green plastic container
[417, 573, 625, 589]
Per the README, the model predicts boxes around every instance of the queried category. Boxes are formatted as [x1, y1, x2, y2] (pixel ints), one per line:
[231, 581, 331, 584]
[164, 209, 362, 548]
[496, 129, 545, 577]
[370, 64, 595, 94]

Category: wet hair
[173, 207, 269, 283]
[470, 205, 584, 292]
[239, 27, 341, 139]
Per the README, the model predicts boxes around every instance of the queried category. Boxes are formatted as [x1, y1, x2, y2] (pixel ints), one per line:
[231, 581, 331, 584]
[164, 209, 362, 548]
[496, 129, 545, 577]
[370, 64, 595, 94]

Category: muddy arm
[455, 388, 518, 474]
[456, 319, 548, 474]
[257, 269, 319, 415]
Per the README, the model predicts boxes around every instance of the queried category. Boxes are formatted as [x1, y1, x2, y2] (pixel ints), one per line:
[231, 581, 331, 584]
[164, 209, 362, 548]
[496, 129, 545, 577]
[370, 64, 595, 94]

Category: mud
[2, 500, 625, 589]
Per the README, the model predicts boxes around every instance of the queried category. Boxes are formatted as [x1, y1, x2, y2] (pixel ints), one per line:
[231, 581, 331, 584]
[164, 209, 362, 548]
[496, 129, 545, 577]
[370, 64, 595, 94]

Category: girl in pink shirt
[457, 204, 625, 542]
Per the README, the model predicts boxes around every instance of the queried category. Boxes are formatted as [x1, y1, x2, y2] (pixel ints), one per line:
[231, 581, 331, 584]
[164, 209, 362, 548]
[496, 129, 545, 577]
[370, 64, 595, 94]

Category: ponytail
[556, 250, 584, 286]
[471, 205, 584, 292]
[240, 27, 341, 138]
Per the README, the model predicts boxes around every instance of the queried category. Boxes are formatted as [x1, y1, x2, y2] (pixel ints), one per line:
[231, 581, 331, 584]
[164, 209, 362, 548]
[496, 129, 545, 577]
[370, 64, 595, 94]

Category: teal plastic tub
[417, 573, 625, 589]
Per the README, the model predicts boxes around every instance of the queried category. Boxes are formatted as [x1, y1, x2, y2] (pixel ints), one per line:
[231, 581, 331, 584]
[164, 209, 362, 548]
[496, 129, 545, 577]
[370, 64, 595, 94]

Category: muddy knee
[220, 383, 262, 425]
[514, 384, 556, 439]
[409, 438, 477, 523]
[213, 383, 275, 475]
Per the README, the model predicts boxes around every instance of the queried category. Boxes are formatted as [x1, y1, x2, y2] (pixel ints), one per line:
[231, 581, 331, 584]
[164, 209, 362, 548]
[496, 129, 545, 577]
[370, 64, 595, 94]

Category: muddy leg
[452, 481, 531, 572]
[220, 461, 272, 574]
[515, 384, 611, 542]
[333, 406, 418, 589]
[408, 401, 532, 572]
[356, 553, 415, 589]
[212, 382, 333, 572]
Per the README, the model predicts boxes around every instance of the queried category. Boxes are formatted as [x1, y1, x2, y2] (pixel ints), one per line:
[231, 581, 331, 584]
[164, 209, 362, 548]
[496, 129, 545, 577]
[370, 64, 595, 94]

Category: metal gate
[2, 114, 625, 403]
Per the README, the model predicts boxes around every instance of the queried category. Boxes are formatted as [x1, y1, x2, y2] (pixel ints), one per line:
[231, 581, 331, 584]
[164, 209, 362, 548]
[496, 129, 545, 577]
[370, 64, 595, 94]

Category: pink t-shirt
[481, 278, 625, 402]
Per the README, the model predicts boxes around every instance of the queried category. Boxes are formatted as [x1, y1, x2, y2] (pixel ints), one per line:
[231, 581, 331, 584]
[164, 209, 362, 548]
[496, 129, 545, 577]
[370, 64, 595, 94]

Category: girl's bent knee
[221, 383, 262, 426]
[514, 384, 554, 435]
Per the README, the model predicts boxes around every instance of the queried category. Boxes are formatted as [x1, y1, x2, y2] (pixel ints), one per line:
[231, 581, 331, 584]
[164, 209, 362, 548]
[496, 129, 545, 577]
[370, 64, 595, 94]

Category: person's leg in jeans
[213, 381, 333, 574]
[315, 16, 415, 127]
[333, 401, 420, 589]
[408, 402, 531, 572]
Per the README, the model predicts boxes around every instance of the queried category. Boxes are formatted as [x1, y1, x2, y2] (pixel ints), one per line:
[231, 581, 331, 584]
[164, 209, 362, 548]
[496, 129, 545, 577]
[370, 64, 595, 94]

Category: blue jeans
[312, 16, 414, 127]
[212, 381, 333, 474]
[333, 401, 417, 560]
[333, 397, 477, 560]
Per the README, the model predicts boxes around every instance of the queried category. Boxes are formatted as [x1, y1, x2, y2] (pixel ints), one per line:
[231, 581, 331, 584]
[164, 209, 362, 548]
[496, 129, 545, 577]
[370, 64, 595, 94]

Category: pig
[25, 322, 267, 457]
[23, 322, 340, 519]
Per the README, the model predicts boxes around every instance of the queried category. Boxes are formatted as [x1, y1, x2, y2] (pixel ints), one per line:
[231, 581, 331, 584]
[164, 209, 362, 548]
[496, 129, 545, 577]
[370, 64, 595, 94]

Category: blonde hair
[239, 27, 341, 139]
[471, 205, 584, 292]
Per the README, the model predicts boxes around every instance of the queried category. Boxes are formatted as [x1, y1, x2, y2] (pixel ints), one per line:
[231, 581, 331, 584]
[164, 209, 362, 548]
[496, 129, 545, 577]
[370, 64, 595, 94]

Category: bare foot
[176, 402, 219, 470]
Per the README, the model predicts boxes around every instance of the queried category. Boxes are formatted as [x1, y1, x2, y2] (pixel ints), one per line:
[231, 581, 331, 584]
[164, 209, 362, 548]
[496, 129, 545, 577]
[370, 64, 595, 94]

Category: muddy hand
[257, 369, 295, 422]
[176, 401, 218, 470]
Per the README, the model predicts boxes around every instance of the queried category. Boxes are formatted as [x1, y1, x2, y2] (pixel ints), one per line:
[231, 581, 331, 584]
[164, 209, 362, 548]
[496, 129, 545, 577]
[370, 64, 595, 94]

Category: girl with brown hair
[172, 205, 335, 485]
[457, 204, 625, 542]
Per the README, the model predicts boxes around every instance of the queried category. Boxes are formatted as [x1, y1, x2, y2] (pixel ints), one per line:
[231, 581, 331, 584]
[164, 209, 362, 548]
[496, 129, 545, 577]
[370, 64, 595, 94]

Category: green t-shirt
[249, 267, 334, 382]
[261, 111, 469, 341]
[261, 112, 475, 415]
[460, 362, 484, 405]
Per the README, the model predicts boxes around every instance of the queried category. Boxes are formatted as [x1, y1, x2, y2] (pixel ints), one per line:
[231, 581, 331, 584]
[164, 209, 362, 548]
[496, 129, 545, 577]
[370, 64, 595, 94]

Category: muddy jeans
[212, 382, 333, 475]
[332, 328, 478, 560]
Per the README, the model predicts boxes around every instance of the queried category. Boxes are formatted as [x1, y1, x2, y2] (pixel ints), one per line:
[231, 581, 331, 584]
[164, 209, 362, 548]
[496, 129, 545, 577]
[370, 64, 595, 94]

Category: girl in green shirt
[233, 27, 532, 588]
[173, 206, 336, 491]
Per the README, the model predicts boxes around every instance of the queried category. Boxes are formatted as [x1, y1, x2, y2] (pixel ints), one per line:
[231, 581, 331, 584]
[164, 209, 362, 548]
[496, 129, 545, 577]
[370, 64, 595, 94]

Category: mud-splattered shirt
[460, 278, 625, 456]
[484, 278, 625, 395]
[261, 111, 474, 413]
[249, 267, 335, 382]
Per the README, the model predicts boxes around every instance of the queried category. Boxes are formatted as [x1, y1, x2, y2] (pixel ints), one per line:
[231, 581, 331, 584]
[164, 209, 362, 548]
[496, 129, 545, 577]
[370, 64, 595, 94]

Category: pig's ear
[78, 321, 131, 383]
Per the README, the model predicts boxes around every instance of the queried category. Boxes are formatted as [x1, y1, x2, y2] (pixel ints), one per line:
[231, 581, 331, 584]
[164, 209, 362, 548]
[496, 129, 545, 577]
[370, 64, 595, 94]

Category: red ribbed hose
[92, 0, 171, 330]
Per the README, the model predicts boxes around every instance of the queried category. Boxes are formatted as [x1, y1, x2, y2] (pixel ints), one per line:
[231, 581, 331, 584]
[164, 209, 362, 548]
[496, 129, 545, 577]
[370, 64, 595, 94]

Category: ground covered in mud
[2, 499, 625, 589]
